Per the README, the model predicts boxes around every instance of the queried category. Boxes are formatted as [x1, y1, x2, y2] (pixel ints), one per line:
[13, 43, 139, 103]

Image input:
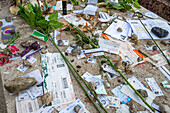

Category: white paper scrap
[36, 104, 54, 113]
[59, 99, 88, 113]
[99, 38, 120, 54]
[66, 46, 74, 53]
[56, 1, 73, 10]
[27, 85, 43, 99]
[17, 64, 29, 72]
[159, 66, 170, 80]
[107, 96, 120, 107]
[63, 14, 90, 27]
[16, 98, 39, 113]
[83, 5, 97, 15]
[102, 63, 120, 77]
[145, 77, 163, 96]
[111, 84, 131, 104]
[116, 104, 130, 113]
[104, 19, 130, 41]
[18, 91, 31, 101]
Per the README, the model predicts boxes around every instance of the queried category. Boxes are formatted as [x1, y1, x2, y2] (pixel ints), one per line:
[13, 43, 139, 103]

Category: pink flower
[7, 45, 19, 54]
[0, 54, 9, 65]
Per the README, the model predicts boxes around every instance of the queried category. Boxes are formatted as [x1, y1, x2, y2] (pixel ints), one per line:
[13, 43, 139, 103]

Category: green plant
[18, 2, 64, 34]
[98, 0, 141, 11]
[7, 32, 20, 45]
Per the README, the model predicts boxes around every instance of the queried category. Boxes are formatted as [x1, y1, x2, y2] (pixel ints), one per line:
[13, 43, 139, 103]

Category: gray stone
[71, 46, 82, 56]
[117, 27, 123, 32]
[74, 105, 81, 113]
[115, 61, 124, 71]
[147, 40, 154, 46]
[4, 77, 37, 94]
[89, 81, 95, 90]
[41, 49, 47, 54]
[41, 92, 52, 105]
[151, 27, 169, 38]
[137, 89, 148, 98]
[20, 41, 31, 48]
[5, 17, 11, 22]
[131, 34, 138, 40]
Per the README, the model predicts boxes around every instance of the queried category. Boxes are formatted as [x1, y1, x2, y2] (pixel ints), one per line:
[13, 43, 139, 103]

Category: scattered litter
[116, 104, 130, 113]
[161, 81, 170, 88]
[41, 53, 76, 107]
[121, 77, 157, 110]
[107, 96, 120, 107]
[145, 77, 164, 96]
[111, 84, 131, 104]
[56, 1, 73, 10]
[145, 12, 158, 19]
[98, 12, 117, 22]
[59, 99, 89, 113]
[31, 30, 48, 41]
[83, 5, 97, 15]
[0, 19, 13, 28]
[87, 56, 96, 63]
[36, 104, 54, 113]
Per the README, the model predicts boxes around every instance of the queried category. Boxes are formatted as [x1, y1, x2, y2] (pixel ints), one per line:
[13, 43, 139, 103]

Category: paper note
[56, 1, 73, 10]
[59, 99, 90, 113]
[111, 84, 131, 104]
[63, 14, 90, 27]
[41, 53, 76, 107]
[27, 85, 43, 99]
[107, 96, 120, 107]
[16, 98, 39, 113]
[0, 19, 13, 28]
[17, 64, 29, 72]
[99, 38, 120, 54]
[145, 77, 163, 96]
[36, 104, 54, 113]
[83, 5, 97, 15]
[104, 19, 130, 41]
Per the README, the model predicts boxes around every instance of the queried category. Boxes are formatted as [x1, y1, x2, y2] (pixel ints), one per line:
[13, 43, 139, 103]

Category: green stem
[103, 55, 155, 112]
[70, 31, 91, 48]
[43, 0, 48, 10]
[137, 16, 170, 65]
[50, 38, 108, 113]
[84, 26, 94, 37]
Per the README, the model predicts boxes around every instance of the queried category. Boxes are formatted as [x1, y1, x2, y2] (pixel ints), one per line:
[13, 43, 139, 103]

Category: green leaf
[134, 0, 141, 8]
[126, 0, 132, 3]
[48, 11, 58, 21]
[49, 21, 64, 29]
[124, 4, 132, 10]
[30, 11, 36, 26]
[37, 20, 49, 29]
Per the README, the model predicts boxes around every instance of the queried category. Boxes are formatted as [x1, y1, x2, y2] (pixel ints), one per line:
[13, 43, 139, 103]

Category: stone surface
[41, 92, 52, 105]
[131, 34, 138, 40]
[89, 81, 95, 90]
[137, 89, 148, 98]
[151, 27, 169, 38]
[117, 27, 123, 32]
[71, 46, 82, 56]
[4, 77, 37, 94]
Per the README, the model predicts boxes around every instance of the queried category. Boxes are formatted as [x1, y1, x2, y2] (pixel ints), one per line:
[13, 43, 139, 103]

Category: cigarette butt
[102, 34, 110, 40]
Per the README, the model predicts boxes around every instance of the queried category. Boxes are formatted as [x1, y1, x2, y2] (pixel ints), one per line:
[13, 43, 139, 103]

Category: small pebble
[152, 46, 157, 51]
[117, 27, 123, 32]
[147, 40, 154, 46]
[159, 104, 170, 113]
[70, 59, 74, 62]
[5, 17, 12, 22]
[9, 30, 15, 35]
[160, 40, 167, 46]
[58, 40, 63, 46]
[32, 43, 40, 50]
[137, 57, 143, 62]
[105, 82, 110, 88]
[74, 105, 81, 113]
[41, 49, 47, 54]
[131, 34, 138, 40]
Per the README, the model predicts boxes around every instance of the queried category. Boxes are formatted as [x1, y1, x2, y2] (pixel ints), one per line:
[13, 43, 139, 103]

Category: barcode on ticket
[28, 102, 33, 112]
[57, 64, 65, 68]
[62, 78, 68, 89]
